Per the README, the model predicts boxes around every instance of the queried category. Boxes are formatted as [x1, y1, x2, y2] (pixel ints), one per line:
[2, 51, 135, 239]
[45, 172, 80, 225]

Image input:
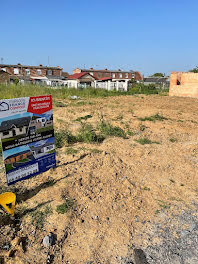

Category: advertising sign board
[0, 95, 56, 185]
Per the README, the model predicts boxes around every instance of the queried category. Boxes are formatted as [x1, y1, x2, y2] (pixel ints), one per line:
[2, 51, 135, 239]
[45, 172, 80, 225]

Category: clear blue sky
[1, 0, 198, 76]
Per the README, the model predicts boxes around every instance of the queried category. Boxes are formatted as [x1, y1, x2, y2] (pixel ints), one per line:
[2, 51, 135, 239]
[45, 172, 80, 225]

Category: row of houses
[0, 63, 144, 91]
[0, 63, 170, 91]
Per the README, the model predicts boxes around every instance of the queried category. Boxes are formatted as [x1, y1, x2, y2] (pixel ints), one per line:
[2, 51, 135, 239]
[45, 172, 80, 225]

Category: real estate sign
[0, 95, 56, 185]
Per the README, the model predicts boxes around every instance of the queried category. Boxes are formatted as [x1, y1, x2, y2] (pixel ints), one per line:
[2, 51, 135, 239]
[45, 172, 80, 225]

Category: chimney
[104, 68, 108, 70]
[18, 63, 21, 66]
[118, 69, 121, 71]
[39, 64, 43, 67]
[90, 67, 93, 70]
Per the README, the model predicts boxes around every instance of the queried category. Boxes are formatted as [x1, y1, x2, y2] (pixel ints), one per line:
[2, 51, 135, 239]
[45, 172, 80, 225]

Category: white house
[94, 77, 128, 91]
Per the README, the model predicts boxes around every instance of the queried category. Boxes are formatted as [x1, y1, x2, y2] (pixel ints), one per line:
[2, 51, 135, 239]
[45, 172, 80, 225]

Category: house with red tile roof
[66, 72, 97, 88]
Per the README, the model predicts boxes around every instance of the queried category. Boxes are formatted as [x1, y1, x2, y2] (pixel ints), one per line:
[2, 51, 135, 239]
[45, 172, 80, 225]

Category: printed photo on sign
[0, 95, 56, 185]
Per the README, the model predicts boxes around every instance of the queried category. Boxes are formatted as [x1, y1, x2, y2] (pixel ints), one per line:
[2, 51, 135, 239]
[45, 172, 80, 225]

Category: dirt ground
[0, 94, 197, 264]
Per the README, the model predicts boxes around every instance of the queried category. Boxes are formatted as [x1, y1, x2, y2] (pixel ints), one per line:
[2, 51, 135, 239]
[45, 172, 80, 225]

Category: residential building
[66, 72, 97, 88]
[0, 63, 63, 85]
[144, 76, 170, 89]
[73, 67, 143, 81]
[0, 70, 11, 84]
[169, 72, 198, 98]
[0, 117, 31, 139]
[94, 77, 128, 91]
[4, 150, 33, 165]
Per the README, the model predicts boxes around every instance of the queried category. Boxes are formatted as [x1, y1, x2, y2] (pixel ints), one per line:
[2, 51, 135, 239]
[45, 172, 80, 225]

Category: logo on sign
[0, 102, 9, 111]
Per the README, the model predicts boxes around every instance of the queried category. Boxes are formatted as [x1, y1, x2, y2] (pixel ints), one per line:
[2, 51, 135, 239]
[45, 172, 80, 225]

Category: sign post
[0, 95, 56, 185]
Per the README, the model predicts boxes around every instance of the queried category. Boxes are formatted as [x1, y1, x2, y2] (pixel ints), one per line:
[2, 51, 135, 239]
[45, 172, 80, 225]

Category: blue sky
[1, 0, 198, 76]
[3, 145, 30, 159]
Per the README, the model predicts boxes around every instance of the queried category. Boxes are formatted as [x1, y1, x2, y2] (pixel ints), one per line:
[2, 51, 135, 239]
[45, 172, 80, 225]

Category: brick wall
[169, 72, 198, 98]
[0, 65, 62, 78]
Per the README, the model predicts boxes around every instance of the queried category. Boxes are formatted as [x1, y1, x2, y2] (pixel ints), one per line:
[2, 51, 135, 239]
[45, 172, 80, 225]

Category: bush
[55, 130, 77, 148]
[56, 199, 74, 214]
[98, 121, 127, 138]
[77, 124, 104, 143]
[128, 83, 158, 95]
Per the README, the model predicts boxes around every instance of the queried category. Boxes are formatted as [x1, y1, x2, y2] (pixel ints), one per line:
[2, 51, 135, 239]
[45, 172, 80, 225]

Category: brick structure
[0, 70, 10, 84]
[0, 63, 63, 78]
[169, 72, 198, 98]
[73, 68, 143, 81]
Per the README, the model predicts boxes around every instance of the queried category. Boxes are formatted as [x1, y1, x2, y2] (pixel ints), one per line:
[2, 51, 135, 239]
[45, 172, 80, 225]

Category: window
[112, 73, 115, 78]
[25, 69, 30, 75]
[98, 73, 101, 78]
[119, 73, 122, 78]
[37, 69, 41, 75]
[19, 128, 23, 132]
[47, 70, 52, 75]
[14, 68, 19, 75]
[3, 131, 9, 136]
[132, 74, 135, 78]
[125, 73, 128, 78]
[177, 80, 181, 85]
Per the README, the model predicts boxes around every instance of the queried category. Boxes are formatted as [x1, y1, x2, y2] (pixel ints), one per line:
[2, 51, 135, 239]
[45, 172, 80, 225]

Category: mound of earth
[0, 94, 197, 264]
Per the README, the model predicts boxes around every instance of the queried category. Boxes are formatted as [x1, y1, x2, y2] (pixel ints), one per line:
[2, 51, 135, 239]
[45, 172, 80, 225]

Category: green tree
[189, 66, 198, 73]
[150, 73, 164, 77]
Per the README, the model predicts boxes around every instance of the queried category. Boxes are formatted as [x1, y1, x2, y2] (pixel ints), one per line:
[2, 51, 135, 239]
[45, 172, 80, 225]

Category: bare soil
[0, 94, 197, 264]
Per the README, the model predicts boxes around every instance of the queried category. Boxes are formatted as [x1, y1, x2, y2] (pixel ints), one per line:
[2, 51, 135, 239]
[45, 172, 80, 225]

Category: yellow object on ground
[0, 192, 16, 216]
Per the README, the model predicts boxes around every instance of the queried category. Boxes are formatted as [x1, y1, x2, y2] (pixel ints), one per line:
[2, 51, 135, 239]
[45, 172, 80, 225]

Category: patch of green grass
[30, 205, 52, 228]
[56, 199, 74, 214]
[143, 186, 151, 191]
[54, 101, 67, 107]
[169, 137, 177, 143]
[139, 124, 146, 131]
[134, 138, 160, 145]
[89, 148, 102, 154]
[77, 124, 104, 143]
[138, 114, 168, 122]
[75, 101, 95, 106]
[55, 130, 77, 148]
[157, 200, 168, 209]
[98, 120, 127, 139]
[36, 125, 54, 134]
[74, 115, 92, 122]
[65, 148, 78, 155]
[127, 130, 136, 136]
[178, 120, 184, 123]
[155, 209, 160, 214]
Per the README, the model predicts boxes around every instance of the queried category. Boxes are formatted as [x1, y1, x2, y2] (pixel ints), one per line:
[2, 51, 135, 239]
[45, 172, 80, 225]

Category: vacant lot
[0, 94, 197, 264]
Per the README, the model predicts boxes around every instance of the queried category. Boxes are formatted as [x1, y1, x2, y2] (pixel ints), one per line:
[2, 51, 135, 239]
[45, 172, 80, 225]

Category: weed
[157, 200, 168, 209]
[75, 115, 92, 122]
[127, 130, 136, 136]
[98, 120, 127, 138]
[140, 124, 146, 131]
[138, 114, 168, 122]
[178, 120, 184, 123]
[134, 138, 160, 145]
[77, 124, 104, 143]
[30, 205, 52, 228]
[89, 148, 102, 154]
[180, 183, 184, 186]
[65, 148, 78, 155]
[144, 186, 150, 191]
[115, 114, 123, 121]
[169, 137, 177, 143]
[56, 199, 74, 214]
[54, 101, 67, 107]
[55, 130, 77, 148]
[155, 209, 160, 214]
